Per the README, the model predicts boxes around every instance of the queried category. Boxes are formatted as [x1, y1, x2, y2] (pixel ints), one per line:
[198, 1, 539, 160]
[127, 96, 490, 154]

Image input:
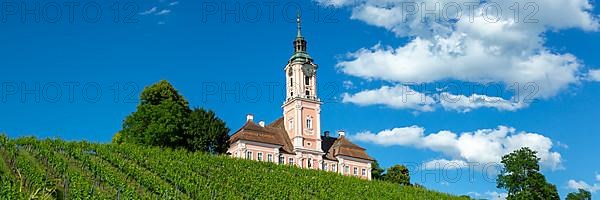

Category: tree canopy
[384, 164, 411, 186]
[118, 80, 229, 153]
[566, 189, 592, 200]
[371, 160, 385, 180]
[496, 147, 559, 200]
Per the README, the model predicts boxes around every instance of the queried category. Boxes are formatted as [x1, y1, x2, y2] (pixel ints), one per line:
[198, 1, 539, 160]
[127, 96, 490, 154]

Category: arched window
[308, 158, 313, 168]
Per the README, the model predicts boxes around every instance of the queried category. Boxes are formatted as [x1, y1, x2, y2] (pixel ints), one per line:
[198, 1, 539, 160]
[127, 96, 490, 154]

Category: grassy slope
[0, 137, 468, 199]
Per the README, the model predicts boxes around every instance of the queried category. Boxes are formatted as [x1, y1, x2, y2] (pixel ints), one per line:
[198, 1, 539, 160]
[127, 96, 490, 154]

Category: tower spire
[296, 11, 302, 38]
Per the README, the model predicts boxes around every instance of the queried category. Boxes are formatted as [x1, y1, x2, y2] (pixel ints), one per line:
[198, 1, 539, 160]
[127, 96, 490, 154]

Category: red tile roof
[229, 117, 373, 161]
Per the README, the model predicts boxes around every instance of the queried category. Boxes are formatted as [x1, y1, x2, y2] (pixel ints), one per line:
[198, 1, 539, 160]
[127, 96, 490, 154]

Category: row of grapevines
[18, 138, 114, 199]
[91, 143, 188, 199]
[109, 144, 220, 199]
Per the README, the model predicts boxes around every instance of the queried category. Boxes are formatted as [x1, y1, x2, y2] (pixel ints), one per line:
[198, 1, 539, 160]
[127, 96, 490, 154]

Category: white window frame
[344, 165, 350, 174]
[362, 168, 366, 176]
[257, 152, 263, 161]
[289, 158, 294, 165]
[279, 155, 285, 164]
[308, 158, 312, 168]
[246, 151, 253, 160]
[353, 167, 358, 176]
[267, 154, 273, 162]
[323, 163, 328, 171]
[332, 164, 337, 172]
[306, 117, 313, 130]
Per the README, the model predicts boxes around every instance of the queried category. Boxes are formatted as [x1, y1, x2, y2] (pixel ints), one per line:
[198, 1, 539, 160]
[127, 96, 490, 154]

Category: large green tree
[384, 164, 410, 186]
[184, 108, 230, 154]
[497, 147, 560, 200]
[121, 80, 190, 147]
[566, 189, 592, 200]
[119, 80, 229, 153]
[371, 159, 385, 180]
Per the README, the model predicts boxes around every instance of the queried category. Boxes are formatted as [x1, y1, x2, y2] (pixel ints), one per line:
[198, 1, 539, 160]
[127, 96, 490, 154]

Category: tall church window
[290, 78, 293, 86]
[306, 117, 312, 129]
[305, 76, 310, 85]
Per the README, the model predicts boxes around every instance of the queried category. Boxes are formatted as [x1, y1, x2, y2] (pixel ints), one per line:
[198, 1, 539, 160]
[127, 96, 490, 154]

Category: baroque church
[227, 15, 374, 180]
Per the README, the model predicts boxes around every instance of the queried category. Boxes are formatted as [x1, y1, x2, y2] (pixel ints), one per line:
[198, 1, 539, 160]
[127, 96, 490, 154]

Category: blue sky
[1, 0, 600, 199]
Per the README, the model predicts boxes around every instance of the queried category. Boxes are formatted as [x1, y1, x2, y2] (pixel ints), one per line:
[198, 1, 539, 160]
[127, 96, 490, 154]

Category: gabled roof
[229, 116, 374, 161]
[229, 117, 294, 154]
[321, 135, 374, 161]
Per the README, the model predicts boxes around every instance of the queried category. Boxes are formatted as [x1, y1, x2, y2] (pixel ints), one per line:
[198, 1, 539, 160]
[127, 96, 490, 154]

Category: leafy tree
[497, 147, 560, 200]
[371, 159, 385, 180]
[384, 164, 410, 186]
[184, 108, 230, 154]
[566, 189, 592, 200]
[121, 85, 190, 147]
[118, 80, 230, 153]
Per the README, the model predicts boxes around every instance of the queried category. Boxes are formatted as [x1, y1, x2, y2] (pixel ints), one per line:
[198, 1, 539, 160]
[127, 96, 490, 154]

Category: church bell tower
[282, 14, 323, 157]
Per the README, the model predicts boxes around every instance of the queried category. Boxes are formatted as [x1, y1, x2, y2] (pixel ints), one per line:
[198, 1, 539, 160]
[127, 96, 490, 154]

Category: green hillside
[0, 135, 467, 199]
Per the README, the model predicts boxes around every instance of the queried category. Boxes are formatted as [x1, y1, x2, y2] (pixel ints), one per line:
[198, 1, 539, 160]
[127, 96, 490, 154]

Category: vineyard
[0, 135, 467, 199]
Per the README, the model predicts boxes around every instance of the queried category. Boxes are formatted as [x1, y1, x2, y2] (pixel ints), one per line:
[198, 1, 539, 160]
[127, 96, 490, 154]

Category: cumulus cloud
[326, 0, 598, 109]
[439, 93, 526, 112]
[567, 180, 600, 193]
[587, 69, 600, 81]
[342, 85, 529, 112]
[351, 126, 562, 169]
[342, 85, 436, 111]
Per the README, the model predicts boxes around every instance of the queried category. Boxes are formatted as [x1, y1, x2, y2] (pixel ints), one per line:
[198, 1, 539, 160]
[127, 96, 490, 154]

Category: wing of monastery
[227, 14, 374, 180]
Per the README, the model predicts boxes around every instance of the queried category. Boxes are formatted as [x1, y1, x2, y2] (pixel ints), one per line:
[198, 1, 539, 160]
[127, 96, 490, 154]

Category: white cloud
[342, 85, 529, 112]
[327, 0, 598, 107]
[351, 126, 562, 169]
[155, 9, 172, 16]
[439, 93, 527, 112]
[596, 173, 600, 182]
[169, 1, 179, 6]
[342, 85, 436, 111]
[140, 7, 158, 15]
[422, 159, 468, 170]
[567, 180, 600, 193]
[353, 126, 425, 146]
[587, 69, 600, 81]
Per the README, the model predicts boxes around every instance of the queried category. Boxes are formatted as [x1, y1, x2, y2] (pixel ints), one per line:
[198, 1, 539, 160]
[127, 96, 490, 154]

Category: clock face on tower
[301, 63, 314, 77]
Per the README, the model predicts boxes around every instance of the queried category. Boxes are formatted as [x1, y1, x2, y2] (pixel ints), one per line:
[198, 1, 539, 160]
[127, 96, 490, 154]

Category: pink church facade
[227, 15, 374, 180]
